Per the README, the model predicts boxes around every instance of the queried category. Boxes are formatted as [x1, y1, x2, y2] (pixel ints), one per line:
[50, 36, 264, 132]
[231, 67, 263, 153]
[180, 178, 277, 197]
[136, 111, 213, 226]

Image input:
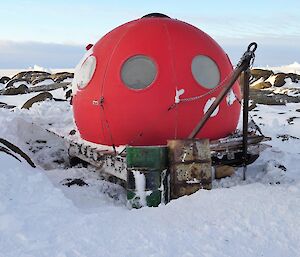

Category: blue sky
[1, 0, 300, 68]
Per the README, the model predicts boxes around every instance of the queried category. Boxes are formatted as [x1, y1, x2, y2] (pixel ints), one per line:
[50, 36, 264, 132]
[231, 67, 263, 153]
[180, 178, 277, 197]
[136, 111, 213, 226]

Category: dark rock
[0, 76, 11, 84]
[65, 89, 72, 99]
[69, 157, 88, 167]
[30, 74, 51, 84]
[6, 78, 29, 88]
[286, 116, 299, 125]
[11, 71, 30, 80]
[273, 73, 286, 87]
[250, 88, 300, 105]
[277, 164, 287, 171]
[250, 69, 273, 82]
[51, 72, 74, 83]
[248, 102, 257, 111]
[286, 73, 300, 83]
[276, 134, 299, 141]
[251, 81, 272, 90]
[0, 145, 21, 162]
[3, 84, 29, 95]
[36, 140, 47, 144]
[21, 92, 53, 109]
[29, 82, 69, 93]
[12, 71, 51, 82]
[69, 129, 76, 135]
[0, 138, 35, 167]
[0, 102, 15, 109]
[32, 77, 54, 86]
[62, 178, 89, 187]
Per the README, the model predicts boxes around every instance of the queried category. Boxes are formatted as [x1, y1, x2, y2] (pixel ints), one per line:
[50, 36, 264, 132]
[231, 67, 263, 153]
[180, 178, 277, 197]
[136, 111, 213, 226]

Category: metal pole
[242, 69, 250, 180]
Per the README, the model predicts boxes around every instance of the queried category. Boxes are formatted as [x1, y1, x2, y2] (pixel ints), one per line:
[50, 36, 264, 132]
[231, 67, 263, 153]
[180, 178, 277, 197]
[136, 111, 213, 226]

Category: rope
[168, 43, 257, 111]
[168, 68, 235, 111]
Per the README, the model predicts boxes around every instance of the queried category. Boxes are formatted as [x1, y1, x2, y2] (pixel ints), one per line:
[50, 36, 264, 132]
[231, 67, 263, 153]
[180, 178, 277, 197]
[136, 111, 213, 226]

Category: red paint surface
[73, 17, 241, 146]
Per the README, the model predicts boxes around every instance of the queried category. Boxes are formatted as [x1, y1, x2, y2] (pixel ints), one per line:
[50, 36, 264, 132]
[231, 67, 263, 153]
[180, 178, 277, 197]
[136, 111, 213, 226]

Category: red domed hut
[72, 13, 241, 146]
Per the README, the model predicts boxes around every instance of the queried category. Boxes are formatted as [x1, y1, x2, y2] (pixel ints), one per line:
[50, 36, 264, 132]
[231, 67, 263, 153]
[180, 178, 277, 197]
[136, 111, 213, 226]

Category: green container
[127, 189, 166, 208]
[126, 146, 168, 170]
[126, 146, 170, 208]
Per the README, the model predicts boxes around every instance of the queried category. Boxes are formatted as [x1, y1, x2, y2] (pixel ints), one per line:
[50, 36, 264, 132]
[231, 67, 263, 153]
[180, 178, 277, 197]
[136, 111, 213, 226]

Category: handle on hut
[188, 42, 257, 139]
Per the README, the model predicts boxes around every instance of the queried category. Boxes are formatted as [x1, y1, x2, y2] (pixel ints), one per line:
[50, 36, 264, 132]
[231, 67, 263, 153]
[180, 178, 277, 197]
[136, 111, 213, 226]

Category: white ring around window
[77, 55, 97, 89]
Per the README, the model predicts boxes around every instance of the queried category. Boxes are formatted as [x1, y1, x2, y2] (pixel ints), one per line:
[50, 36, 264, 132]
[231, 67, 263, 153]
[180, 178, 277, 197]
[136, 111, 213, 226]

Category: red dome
[72, 15, 241, 146]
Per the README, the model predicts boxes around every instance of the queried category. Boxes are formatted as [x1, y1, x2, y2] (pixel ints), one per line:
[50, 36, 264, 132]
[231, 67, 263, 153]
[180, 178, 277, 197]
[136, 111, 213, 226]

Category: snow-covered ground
[0, 66, 300, 257]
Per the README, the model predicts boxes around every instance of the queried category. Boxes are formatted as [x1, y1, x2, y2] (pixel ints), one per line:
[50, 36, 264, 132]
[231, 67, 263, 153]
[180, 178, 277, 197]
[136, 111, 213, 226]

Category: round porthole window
[77, 55, 96, 89]
[191, 55, 220, 89]
[121, 55, 157, 90]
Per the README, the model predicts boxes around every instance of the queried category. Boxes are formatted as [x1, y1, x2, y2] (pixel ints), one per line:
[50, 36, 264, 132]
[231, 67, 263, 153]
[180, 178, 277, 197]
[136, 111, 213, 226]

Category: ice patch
[132, 170, 146, 207]
[33, 78, 54, 87]
[265, 74, 276, 86]
[282, 78, 299, 89]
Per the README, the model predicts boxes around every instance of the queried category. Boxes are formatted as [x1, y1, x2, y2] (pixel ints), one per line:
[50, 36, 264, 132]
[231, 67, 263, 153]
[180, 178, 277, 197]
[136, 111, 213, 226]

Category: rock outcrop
[0, 70, 73, 101]
[250, 69, 299, 88]
[21, 92, 53, 109]
[0, 76, 10, 84]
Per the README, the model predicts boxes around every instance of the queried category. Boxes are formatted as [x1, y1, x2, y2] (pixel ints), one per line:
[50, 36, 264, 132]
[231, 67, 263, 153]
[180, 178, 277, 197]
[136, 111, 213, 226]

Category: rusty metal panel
[168, 139, 212, 199]
[173, 162, 212, 182]
[168, 138, 211, 163]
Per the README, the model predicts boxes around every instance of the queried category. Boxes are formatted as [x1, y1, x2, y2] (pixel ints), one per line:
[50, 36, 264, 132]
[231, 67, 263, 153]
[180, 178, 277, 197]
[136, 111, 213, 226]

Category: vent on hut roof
[142, 13, 170, 19]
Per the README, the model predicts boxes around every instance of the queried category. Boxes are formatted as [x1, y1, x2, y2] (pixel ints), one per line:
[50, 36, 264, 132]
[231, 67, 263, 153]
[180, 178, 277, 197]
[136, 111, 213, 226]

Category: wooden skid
[67, 140, 127, 181]
[66, 133, 270, 183]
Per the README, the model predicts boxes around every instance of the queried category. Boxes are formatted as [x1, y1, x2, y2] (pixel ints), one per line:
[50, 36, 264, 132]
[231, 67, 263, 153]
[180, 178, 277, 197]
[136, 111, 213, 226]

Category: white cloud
[0, 40, 84, 69]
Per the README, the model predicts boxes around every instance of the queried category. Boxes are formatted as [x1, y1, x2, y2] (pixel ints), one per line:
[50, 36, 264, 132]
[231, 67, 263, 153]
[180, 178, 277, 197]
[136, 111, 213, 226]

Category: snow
[28, 64, 51, 73]
[33, 78, 55, 87]
[265, 74, 277, 86]
[283, 78, 297, 88]
[0, 66, 300, 256]
[265, 62, 300, 75]
[132, 170, 147, 207]
[0, 157, 299, 257]
[7, 80, 31, 88]
[250, 77, 264, 87]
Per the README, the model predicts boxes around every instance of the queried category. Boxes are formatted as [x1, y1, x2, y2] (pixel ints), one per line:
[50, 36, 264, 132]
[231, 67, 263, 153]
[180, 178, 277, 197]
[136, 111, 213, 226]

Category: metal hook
[247, 42, 258, 53]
